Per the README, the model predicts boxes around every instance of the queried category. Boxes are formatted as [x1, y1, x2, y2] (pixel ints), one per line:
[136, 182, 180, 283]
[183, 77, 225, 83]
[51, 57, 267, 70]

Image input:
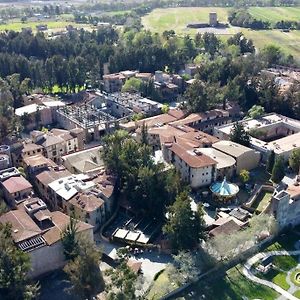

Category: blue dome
[210, 177, 239, 197]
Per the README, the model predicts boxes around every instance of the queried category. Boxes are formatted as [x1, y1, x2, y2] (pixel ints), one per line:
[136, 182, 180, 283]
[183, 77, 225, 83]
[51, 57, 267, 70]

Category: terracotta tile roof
[23, 155, 57, 168]
[50, 128, 74, 141]
[170, 113, 203, 126]
[135, 73, 152, 79]
[167, 109, 186, 119]
[176, 131, 219, 149]
[0, 210, 41, 243]
[169, 143, 217, 168]
[22, 143, 43, 153]
[2, 176, 32, 194]
[136, 113, 177, 128]
[69, 193, 104, 212]
[92, 172, 116, 199]
[209, 219, 241, 237]
[35, 168, 72, 187]
[42, 211, 93, 245]
[37, 134, 64, 148]
[103, 73, 125, 80]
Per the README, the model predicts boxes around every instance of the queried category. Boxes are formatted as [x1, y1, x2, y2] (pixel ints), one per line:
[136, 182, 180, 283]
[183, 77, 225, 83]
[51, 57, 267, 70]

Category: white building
[48, 173, 115, 231]
[214, 113, 300, 161]
[164, 142, 217, 189]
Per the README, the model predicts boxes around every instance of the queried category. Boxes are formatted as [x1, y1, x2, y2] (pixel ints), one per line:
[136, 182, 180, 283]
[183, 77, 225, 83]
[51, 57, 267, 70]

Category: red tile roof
[2, 176, 32, 194]
[169, 143, 217, 168]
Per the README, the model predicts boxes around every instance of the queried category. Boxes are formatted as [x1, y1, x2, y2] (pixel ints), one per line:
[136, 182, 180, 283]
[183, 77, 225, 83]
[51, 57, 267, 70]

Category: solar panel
[18, 236, 46, 252]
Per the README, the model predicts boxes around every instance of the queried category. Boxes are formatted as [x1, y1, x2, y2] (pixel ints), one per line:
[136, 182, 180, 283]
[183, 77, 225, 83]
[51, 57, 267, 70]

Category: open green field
[142, 7, 229, 35]
[142, 7, 300, 60]
[0, 20, 75, 32]
[249, 7, 300, 23]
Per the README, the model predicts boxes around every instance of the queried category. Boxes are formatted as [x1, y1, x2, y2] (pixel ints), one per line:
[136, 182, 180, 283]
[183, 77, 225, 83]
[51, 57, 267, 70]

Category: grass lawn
[273, 255, 299, 272]
[0, 20, 75, 32]
[142, 7, 230, 35]
[260, 268, 290, 290]
[191, 265, 278, 300]
[294, 290, 300, 299]
[146, 269, 178, 300]
[273, 272, 290, 290]
[248, 7, 300, 24]
[142, 7, 300, 61]
[251, 190, 273, 213]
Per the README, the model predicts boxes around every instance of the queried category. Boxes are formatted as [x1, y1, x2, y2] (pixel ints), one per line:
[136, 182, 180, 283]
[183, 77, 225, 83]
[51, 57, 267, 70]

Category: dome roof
[210, 177, 239, 197]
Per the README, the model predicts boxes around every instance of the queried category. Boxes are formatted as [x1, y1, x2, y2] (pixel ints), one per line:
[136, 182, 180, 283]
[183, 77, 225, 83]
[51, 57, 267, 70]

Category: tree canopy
[102, 130, 185, 218]
[289, 149, 300, 173]
[64, 237, 105, 300]
[229, 122, 250, 147]
[163, 191, 206, 251]
[271, 156, 285, 184]
[0, 223, 39, 300]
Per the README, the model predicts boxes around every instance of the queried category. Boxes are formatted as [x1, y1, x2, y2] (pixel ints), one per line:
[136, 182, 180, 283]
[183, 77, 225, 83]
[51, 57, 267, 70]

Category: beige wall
[28, 228, 94, 278]
[166, 148, 216, 189]
[236, 151, 261, 173]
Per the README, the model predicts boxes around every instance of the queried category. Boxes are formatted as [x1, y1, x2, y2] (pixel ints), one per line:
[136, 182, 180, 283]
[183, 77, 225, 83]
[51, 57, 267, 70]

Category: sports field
[142, 7, 300, 60]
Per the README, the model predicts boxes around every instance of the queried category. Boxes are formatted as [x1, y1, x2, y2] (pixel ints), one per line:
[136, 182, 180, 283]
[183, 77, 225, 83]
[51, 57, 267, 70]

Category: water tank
[0, 145, 11, 168]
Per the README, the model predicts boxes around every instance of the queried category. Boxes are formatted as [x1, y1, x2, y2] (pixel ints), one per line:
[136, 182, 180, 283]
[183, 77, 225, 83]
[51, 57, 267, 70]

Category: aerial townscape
[0, 0, 300, 300]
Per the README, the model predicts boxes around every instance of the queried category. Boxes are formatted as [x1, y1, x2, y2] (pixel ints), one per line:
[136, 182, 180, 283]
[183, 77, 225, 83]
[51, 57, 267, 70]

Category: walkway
[243, 250, 300, 300]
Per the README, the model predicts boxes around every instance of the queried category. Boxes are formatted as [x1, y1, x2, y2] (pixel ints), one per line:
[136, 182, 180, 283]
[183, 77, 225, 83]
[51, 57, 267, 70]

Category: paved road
[243, 250, 300, 300]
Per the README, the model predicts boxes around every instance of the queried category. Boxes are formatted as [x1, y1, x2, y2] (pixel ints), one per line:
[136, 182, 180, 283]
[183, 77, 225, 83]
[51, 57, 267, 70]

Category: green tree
[140, 122, 148, 145]
[229, 122, 250, 147]
[248, 105, 265, 119]
[266, 150, 275, 174]
[289, 149, 300, 173]
[261, 44, 283, 66]
[0, 201, 8, 216]
[161, 103, 169, 114]
[271, 156, 285, 184]
[20, 113, 31, 129]
[106, 261, 138, 300]
[0, 223, 39, 300]
[163, 191, 206, 251]
[61, 216, 80, 260]
[64, 238, 105, 300]
[102, 130, 130, 178]
[121, 77, 142, 93]
[183, 80, 208, 113]
[239, 169, 250, 184]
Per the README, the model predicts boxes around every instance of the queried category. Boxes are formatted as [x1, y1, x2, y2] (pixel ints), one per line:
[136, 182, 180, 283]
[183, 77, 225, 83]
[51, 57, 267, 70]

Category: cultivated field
[142, 7, 300, 60]
[0, 14, 94, 33]
[248, 7, 300, 23]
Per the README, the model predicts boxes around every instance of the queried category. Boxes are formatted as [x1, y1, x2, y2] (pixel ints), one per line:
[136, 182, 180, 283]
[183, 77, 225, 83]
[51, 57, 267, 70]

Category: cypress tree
[266, 150, 275, 174]
[271, 156, 285, 184]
